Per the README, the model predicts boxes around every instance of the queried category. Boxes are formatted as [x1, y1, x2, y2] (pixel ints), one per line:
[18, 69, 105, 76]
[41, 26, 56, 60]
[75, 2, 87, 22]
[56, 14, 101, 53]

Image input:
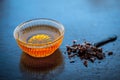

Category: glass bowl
[14, 18, 64, 57]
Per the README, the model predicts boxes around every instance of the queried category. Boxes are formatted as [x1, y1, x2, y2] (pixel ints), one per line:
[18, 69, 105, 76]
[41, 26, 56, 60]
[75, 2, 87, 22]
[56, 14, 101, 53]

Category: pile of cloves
[65, 40, 113, 67]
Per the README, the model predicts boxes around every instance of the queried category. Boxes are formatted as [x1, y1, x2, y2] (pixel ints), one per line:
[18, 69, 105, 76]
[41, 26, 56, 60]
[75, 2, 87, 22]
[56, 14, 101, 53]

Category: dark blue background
[0, 0, 120, 80]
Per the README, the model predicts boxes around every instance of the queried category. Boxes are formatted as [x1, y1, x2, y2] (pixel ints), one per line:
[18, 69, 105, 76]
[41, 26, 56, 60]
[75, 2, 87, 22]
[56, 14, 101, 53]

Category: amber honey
[16, 25, 63, 57]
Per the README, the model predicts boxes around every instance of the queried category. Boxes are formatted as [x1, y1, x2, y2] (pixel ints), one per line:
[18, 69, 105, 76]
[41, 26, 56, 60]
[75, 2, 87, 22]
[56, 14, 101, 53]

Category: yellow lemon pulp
[28, 34, 51, 44]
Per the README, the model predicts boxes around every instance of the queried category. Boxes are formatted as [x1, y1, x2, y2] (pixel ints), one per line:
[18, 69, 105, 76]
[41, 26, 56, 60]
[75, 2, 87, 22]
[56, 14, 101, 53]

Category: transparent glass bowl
[14, 18, 64, 57]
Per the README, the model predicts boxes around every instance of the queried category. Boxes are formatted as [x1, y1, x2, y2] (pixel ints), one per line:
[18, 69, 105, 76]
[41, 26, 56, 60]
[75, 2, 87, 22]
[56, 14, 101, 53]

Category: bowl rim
[13, 18, 64, 48]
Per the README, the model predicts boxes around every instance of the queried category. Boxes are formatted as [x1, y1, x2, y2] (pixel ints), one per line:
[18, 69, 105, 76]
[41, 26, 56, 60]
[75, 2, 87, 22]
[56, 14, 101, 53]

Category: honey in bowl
[14, 19, 64, 57]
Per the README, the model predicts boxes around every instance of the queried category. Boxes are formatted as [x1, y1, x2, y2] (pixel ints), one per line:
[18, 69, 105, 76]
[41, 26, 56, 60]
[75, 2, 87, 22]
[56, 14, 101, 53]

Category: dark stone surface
[0, 0, 120, 80]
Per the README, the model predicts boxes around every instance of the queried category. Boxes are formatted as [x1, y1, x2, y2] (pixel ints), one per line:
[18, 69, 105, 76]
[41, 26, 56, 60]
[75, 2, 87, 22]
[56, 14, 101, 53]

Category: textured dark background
[0, 0, 120, 80]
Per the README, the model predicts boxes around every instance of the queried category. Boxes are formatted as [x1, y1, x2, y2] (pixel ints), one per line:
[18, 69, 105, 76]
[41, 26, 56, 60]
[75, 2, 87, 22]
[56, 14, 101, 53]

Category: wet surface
[0, 0, 120, 80]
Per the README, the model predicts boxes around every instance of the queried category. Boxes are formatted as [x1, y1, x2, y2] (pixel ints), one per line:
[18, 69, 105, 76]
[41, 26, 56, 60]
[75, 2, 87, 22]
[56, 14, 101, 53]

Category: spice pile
[65, 40, 113, 67]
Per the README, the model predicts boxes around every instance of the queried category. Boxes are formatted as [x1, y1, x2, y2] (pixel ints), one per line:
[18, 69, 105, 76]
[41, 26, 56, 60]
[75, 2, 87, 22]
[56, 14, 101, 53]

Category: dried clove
[108, 51, 113, 56]
[83, 60, 88, 67]
[65, 40, 114, 67]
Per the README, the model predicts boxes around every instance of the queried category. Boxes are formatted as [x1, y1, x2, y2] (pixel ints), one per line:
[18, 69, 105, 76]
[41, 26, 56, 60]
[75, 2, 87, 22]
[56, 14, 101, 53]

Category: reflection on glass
[20, 49, 64, 80]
